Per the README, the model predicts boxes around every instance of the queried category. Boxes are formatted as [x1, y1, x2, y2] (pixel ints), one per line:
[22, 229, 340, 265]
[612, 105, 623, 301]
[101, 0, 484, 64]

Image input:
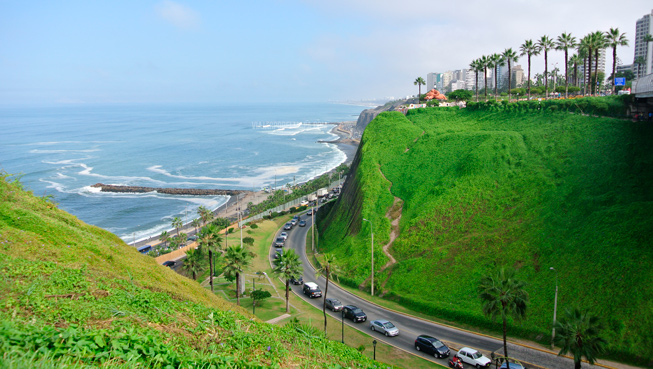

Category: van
[302, 282, 322, 298]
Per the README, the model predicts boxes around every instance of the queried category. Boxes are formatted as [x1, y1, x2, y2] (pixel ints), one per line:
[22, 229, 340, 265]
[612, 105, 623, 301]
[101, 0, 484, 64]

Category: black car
[162, 260, 175, 268]
[342, 305, 367, 323]
[302, 282, 322, 298]
[414, 335, 450, 358]
[290, 276, 303, 285]
[298, 220, 307, 227]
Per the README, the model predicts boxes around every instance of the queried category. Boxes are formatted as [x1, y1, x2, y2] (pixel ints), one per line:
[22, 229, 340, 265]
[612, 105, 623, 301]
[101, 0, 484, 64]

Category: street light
[362, 218, 374, 296]
[341, 309, 345, 343]
[550, 267, 559, 350]
[372, 340, 377, 360]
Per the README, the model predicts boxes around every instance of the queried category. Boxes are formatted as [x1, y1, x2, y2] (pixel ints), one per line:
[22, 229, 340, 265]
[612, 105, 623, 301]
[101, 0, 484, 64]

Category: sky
[0, 1, 651, 105]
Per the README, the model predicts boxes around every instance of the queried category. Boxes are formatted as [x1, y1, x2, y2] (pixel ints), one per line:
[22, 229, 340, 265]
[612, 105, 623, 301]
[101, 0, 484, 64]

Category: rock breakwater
[91, 183, 246, 196]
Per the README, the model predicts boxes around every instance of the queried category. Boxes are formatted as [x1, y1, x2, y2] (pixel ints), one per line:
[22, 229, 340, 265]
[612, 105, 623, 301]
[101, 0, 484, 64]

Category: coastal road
[269, 211, 607, 369]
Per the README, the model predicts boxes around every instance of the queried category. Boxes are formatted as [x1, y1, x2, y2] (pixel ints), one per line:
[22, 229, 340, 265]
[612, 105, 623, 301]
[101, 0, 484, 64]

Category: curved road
[270, 211, 608, 369]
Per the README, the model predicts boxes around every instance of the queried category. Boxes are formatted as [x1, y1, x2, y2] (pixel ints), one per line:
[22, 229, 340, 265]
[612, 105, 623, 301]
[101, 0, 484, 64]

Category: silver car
[370, 319, 399, 337]
[325, 298, 343, 312]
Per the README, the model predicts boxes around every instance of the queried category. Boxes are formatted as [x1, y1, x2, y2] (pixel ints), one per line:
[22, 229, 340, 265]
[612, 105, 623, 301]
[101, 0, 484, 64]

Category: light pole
[550, 266, 558, 350]
[341, 310, 345, 343]
[362, 218, 374, 296]
[372, 340, 377, 360]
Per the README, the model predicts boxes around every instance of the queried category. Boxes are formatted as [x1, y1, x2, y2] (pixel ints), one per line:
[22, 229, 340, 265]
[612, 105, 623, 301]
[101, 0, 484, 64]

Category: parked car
[284, 223, 292, 230]
[342, 305, 367, 322]
[298, 220, 307, 227]
[279, 231, 288, 240]
[274, 250, 282, 259]
[325, 298, 343, 312]
[499, 362, 526, 369]
[370, 319, 399, 337]
[293, 215, 300, 220]
[302, 282, 322, 298]
[274, 237, 285, 248]
[290, 276, 303, 285]
[456, 347, 491, 368]
[414, 335, 450, 358]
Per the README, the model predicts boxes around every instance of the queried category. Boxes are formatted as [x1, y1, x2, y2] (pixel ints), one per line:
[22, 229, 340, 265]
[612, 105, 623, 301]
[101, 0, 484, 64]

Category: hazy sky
[1, 1, 651, 105]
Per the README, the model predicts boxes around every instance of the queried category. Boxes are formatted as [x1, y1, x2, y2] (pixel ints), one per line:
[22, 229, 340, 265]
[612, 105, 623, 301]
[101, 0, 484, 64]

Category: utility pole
[362, 218, 374, 296]
[550, 267, 559, 350]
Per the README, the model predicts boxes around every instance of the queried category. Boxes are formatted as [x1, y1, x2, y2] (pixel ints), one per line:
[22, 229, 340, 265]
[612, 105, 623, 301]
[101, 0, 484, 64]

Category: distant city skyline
[0, 1, 650, 105]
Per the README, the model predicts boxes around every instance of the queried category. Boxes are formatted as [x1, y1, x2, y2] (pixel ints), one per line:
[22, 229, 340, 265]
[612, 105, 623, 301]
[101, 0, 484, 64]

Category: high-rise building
[451, 80, 466, 91]
[579, 49, 607, 81]
[634, 9, 653, 77]
[465, 69, 476, 90]
[441, 71, 453, 92]
[426, 73, 441, 91]
[511, 65, 525, 88]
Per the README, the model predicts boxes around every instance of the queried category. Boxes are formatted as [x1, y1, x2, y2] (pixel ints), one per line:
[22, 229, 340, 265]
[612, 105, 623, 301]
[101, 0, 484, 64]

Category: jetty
[90, 183, 246, 196]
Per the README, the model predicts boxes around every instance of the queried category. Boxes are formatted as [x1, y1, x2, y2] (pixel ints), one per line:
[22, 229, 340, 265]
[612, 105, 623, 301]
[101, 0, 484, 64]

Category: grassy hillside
[318, 105, 653, 364]
[0, 173, 381, 368]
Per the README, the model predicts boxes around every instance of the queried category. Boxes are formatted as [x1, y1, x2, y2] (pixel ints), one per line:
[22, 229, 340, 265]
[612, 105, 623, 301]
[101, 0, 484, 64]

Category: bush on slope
[318, 107, 653, 365]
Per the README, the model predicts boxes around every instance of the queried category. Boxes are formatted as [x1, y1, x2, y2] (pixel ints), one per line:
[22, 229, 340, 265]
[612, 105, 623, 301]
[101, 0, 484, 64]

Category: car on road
[284, 223, 293, 230]
[456, 347, 491, 368]
[499, 361, 525, 369]
[325, 298, 343, 312]
[302, 282, 322, 298]
[290, 276, 303, 285]
[342, 305, 367, 323]
[300, 200, 309, 206]
[414, 335, 450, 358]
[279, 231, 288, 240]
[274, 250, 282, 259]
[162, 260, 175, 268]
[187, 235, 197, 242]
[370, 319, 399, 337]
[290, 219, 298, 226]
[274, 237, 285, 248]
[298, 220, 307, 227]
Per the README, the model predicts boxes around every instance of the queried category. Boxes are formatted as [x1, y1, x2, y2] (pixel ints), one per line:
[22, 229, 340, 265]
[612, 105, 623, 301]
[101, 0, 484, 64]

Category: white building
[426, 72, 441, 91]
[451, 80, 466, 91]
[634, 9, 653, 78]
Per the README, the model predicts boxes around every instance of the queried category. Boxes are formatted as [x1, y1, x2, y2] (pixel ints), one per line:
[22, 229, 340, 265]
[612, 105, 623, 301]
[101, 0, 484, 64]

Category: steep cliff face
[354, 99, 411, 137]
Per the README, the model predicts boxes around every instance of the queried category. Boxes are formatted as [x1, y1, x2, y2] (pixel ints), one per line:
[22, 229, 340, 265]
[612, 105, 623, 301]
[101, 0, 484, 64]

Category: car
[162, 260, 175, 268]
[456, 347, 491, 368]
[290, 276, 303, 285]
[499, 362, 526, 369]
[300, 200, 309, 206]
[302, 282, 322, 298]
[273, 250, 282, 259]
[298, 220, 307, 227]
[274, 237, 285, 247]
[279, 231, 288, 240]
[292, 215, 300, 220]
[342, 305, 367, 323]
[325, 298, 343, 312]
[290, 219, 297, 226]
[370, 319, 399, 337]
[187, 235, 197, 242]
[307, 209, 313, 216]
[414, 335, 450, 358]
[284, 222, 292, 230]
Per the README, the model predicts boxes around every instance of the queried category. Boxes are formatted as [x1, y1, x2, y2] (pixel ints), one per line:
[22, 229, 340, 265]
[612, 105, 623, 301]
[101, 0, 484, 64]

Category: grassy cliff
[0, 173, 381, 368]
[318, 105, 653, 365]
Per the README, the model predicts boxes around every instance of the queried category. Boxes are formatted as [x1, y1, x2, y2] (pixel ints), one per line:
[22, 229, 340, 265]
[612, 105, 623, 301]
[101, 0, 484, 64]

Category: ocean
[0, 102, 363, 243]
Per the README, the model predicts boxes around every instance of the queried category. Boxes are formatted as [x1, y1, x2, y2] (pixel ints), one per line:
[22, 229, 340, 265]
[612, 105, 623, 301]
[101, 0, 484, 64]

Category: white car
[456, 347, 491, 368]
[280, 232, 288, 240]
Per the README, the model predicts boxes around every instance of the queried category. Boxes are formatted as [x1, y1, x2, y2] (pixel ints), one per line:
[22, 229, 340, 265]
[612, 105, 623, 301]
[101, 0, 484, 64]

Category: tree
[502, 48, 519, 101]
[251, 289, 271, 314]
[192, 218, 201, 235]
[556, 32, 578, 98]
[316, 253, 339, 335]
[223, 245, 252, 306]
[198, 205, 213, 226]
[447, 89, 473, 102]
[520, 40, 541, 100]
[537, 35, 555, 99]
[182, 248, 205, 281]
[272, 249, 303, 313]
[605, 28, 628, 94]
[490, 53, 505, 100]
[478, 268, 529, 369]
[479, 55, 490, 101]
[199, 223, 222, 292]
[469, 59, 482, 102]
[159, 230, 169, 248]
[591, 31, 607, 95]
[172, 216, 183, 238]
[568, 54, 582, 89]
[414, 77, 426, 102]
[554, 308, 607, 369]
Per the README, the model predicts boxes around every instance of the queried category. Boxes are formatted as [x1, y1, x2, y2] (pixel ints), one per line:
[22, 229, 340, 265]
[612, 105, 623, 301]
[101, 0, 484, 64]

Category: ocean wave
[79, 164, 167, 185]
[30, 148, 101, 154]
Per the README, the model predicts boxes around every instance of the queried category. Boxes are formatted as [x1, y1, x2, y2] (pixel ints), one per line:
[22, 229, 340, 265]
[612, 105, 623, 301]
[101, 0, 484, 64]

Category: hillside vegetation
[318, 103, 653, 364]
[0, 173, 381, 368]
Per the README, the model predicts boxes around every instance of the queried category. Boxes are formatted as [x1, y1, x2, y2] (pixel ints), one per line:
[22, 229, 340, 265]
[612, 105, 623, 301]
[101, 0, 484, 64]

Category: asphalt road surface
[269, 210, 606, 369]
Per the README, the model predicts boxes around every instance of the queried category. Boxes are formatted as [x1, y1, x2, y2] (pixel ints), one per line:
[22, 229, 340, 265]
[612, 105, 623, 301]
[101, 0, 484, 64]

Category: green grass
[317, 102, 653, 365]
[0, 173, 386, 368]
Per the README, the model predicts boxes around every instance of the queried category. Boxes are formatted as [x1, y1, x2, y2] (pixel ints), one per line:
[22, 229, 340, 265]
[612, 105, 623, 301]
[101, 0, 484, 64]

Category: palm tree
[182, 248, 205, 281]
[414, 77, 426, 102]
[520, 40, 541, 99]
[569, 54, 582, 88]
[172, 216, 183, 238]
[272, 249, 303, 313]
[197, 205, 213, 226]
[478, 268, 529, 368]
[159, 230, 169, 248]
[191, 218, 201, 235]
[605, 28, 628, 93]
[490, 53, 505, 100]
[479, 55, 490, 101]
[502, 48, 519, 101]
[578, 36, 591, 94]
[199, 224, 222, 292]
[469, 59, 482, 102]
[591, 31, 607, 95]
[223, 245, 252, 305]
[316, 253, 339, 335]
[556, 32, 578, 98]
[554, 308, 607, 369]
[537, 35, 555, 99]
